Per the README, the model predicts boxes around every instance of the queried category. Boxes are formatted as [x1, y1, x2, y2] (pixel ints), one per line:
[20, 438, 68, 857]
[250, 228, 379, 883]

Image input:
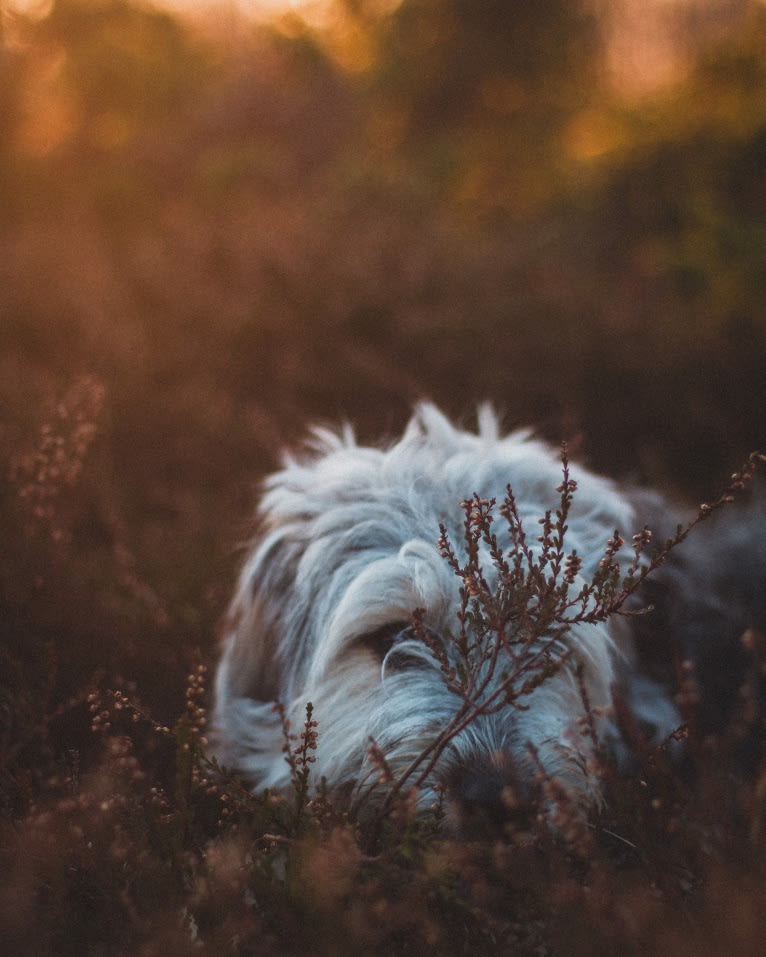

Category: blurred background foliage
[0, 0, 765, 715]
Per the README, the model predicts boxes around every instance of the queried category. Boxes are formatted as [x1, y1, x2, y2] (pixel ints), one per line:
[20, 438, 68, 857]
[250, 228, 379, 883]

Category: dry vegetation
[2, 0, 766, 952]
[3, 448, 766, 956]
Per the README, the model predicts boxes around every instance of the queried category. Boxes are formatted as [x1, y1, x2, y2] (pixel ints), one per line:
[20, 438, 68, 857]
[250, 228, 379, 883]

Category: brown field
[2, 1, 766, 953]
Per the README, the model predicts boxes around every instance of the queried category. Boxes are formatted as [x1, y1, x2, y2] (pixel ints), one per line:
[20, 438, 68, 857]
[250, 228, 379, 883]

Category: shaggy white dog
[212, 404, 680, 832]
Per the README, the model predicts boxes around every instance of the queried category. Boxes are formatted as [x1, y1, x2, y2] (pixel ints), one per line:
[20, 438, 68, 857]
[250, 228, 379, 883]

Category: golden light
[4, 0, 55, 19]
[156, 0, 336, 26]
[563, 109, 627, 162]
[16, 42, 81, 157]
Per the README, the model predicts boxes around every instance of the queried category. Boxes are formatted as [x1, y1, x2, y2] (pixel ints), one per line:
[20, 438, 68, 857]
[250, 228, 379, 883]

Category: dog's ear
[218, 528, 305, 704]
[212, 520, 313, 786]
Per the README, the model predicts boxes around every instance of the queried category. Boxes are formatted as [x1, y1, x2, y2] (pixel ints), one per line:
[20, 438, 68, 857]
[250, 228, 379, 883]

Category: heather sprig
[374, 448, 766, 820]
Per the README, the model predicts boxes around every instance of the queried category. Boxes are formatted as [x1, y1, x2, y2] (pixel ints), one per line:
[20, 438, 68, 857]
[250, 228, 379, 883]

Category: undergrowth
[3, 450, 766, 956]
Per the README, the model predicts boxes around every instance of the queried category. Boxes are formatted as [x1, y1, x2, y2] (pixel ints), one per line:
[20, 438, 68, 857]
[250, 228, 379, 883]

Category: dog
[212, 404, 764, 834]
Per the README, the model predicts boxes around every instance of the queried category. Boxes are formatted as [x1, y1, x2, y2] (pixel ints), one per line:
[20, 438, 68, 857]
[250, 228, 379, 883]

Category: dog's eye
[358, 621, 412, 661]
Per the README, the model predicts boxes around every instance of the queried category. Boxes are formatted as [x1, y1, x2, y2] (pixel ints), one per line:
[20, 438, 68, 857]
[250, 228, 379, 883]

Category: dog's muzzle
[441, 751, 540, 840]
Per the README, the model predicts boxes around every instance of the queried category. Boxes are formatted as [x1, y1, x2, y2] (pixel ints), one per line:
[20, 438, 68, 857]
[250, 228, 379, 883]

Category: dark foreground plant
[2, 452, 766, 956]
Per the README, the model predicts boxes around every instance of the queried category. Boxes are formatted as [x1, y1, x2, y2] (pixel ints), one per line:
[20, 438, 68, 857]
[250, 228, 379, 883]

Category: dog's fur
[212, 404, 763, 831]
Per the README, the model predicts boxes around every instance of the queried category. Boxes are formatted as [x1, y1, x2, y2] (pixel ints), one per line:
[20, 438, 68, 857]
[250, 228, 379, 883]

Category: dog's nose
[445, 754, 537, 840]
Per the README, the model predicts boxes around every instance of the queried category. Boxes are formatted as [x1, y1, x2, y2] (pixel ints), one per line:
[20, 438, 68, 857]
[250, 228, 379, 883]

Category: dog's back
[626, 481, 766, 760]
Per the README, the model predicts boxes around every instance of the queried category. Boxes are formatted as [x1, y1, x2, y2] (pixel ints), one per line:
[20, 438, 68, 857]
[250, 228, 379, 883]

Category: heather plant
[8, 374, 106, 546]
[368, 446, 766, 831]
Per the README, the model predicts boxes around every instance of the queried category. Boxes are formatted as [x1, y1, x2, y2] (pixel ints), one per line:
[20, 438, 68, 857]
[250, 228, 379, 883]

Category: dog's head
[213, 404, 638, 833]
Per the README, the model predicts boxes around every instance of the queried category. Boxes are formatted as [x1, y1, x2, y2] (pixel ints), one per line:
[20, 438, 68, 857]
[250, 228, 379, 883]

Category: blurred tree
[343, 0, 602, 216]
[37, 0, 207, 141]
[574, 6, 766, 488]
[5, 0, 214, 224]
